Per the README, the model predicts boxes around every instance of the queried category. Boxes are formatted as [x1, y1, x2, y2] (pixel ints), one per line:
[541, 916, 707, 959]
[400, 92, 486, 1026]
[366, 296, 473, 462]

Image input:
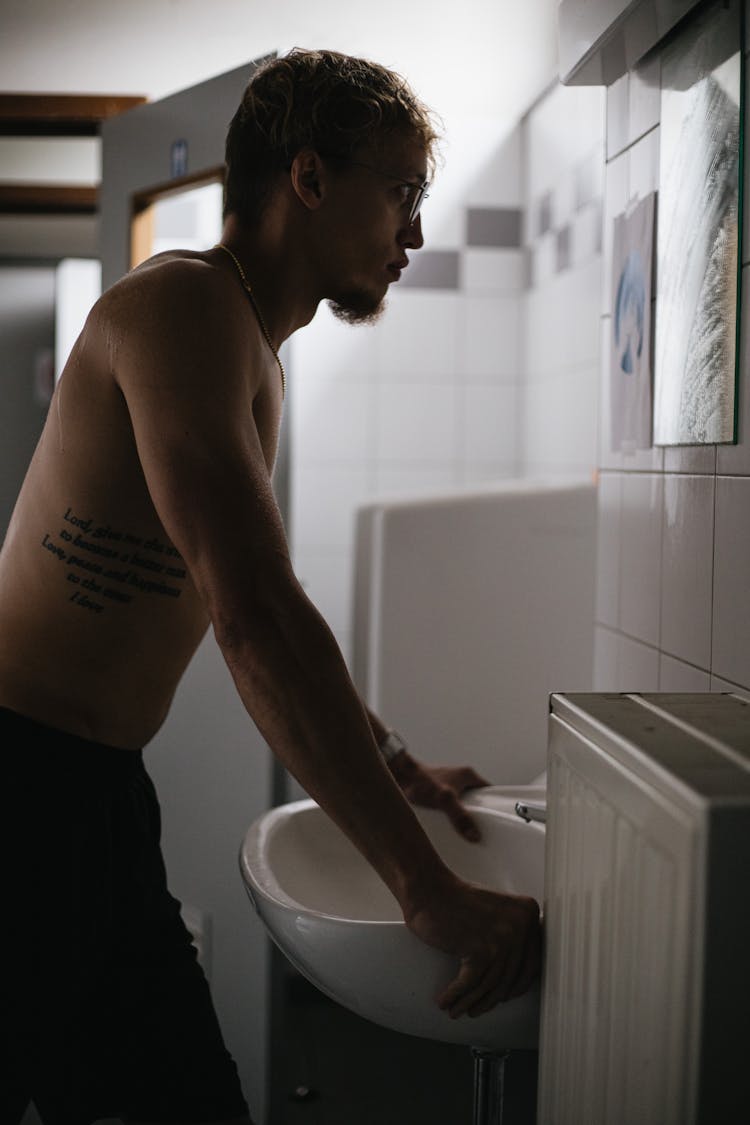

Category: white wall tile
[607, 73, 630, 159]
[463, 383, 519, 465]
[628, 53, 661, 144]
[659, 653, 711, 690]
[528, 84, 604, 198]
[567, 366, 601, 469]
[526, 269, 598, 380]
[598, 316, 622, 471]
[628, 124, 660, 202]
[602, 151, 629, 315]
[711, 675, 750, 698]
[435, 115, 522, 239]
[569, 257, 604, 368]
[712, 476, 750, 688]
[526, 89, 570, 202]
[662, 445, 717, 474]
[593, 625, 620, 689]
[621, 442, 665, 472]
[618, 633, 660, 690]
[293, 547, 354, 638]
[525, 281, 563, 378]
[462, 462, 518, 485]
[291, 302, 381, 379]
[660, 475, 714, 669]
[530, 232, 558, 289]
[596, 471, 621, 628]
[619, 472, 663, 646]
[418, 114, 510, 250]
[551, 169, 576, 231]
[570, 202, 602, 267]
[422, 207, 465, 250]
[463, 295, 521, 380]
[522, 370, 599, 477]
[375, 383, 458, 464]
[377, 291, 459, 381]
[292, 378, 371, 465]
[372, 467, 457, 500]
[291, 465, 371, 553]
[717, 262, 750, 474]
[465, 125, 523, 208]
[463, 249, 525, 294]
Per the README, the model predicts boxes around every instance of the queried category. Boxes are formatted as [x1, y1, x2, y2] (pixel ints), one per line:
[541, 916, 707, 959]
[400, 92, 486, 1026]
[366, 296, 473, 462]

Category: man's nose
[401, 213, 424, 250]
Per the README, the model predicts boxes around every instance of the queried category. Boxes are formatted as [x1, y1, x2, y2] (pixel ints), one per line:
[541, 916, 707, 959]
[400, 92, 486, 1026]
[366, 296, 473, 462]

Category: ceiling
[0, 0, 560, 260]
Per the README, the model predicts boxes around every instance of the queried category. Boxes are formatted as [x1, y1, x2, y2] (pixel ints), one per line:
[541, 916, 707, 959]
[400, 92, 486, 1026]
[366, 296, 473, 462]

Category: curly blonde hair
[224, 48, 440, 224]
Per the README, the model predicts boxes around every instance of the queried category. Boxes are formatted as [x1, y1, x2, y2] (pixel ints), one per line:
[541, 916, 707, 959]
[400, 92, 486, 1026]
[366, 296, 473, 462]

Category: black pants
[0, 707, 250, 1124]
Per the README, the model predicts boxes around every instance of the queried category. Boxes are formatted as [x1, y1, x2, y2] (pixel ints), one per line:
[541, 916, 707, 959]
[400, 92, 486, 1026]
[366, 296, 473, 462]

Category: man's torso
[0, 249, 283, 749]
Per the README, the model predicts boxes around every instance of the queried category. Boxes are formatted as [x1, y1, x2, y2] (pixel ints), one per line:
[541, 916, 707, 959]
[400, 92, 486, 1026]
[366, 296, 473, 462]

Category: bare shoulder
[96, 252, 234, 333]
[110, 250, 226, 306]
[91, 251, 264, 395]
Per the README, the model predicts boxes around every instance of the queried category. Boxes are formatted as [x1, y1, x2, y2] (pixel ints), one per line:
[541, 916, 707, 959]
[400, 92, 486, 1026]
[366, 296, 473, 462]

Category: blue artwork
[610, 193, 655, 451]
[614, 250, 646, 376]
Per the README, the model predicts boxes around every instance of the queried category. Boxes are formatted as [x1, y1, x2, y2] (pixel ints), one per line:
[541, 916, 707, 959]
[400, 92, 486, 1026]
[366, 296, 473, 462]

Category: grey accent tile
[556, 225, 571, 272]
[537, 192, 553, 238]
[398, 250, 460, 290]
[466, 207, 523, 248]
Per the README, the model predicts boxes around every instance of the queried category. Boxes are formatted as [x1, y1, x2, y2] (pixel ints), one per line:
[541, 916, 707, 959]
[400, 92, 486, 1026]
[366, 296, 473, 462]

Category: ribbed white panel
[538, 714, 703, 1125]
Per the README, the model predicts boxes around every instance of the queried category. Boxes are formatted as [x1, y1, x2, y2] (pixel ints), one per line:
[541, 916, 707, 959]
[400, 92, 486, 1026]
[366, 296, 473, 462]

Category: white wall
[290, 122, 527, 665]
[521, 83, 606, 477]
[593, 6, 750, 699]
[54, 259, 101, 380]
[289, 79, 609, 670]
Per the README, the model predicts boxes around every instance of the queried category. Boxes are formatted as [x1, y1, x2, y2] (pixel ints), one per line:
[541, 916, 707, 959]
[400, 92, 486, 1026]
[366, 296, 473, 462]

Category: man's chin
[327, 291, 387, 326]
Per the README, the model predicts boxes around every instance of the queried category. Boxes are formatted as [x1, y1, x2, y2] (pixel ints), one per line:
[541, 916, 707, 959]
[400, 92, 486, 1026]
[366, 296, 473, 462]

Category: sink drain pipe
[471, 1048, 510, 1125]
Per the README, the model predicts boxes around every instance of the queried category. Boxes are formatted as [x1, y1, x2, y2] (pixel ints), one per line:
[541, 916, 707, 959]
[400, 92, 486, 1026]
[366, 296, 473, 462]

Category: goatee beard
[327, 293, 387, 326]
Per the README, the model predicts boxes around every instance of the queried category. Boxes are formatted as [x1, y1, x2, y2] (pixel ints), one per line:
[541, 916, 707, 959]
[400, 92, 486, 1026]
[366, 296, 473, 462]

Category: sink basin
[239, 786, 545, 1049]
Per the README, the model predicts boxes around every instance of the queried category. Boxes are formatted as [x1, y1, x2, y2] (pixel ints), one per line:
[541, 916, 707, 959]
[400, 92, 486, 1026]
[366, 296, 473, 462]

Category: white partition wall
[353, 480, 597, 784]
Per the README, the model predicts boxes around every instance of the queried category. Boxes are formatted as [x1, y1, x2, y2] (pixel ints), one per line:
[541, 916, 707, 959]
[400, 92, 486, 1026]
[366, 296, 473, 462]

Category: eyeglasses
[323, 154, 430, 225]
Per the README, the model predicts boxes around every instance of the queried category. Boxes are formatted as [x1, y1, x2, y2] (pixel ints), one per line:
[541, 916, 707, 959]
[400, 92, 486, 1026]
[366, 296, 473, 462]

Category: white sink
[239, 786, 545, 1050]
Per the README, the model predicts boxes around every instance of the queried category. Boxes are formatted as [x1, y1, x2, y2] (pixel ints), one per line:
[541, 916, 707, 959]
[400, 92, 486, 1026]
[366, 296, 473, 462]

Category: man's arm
[364, 706, 489, 843]
[110, 261, 540, 1012]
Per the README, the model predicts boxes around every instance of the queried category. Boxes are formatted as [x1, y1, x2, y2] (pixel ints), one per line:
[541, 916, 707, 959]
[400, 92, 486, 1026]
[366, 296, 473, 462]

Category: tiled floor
[269, 963, 538, 1125]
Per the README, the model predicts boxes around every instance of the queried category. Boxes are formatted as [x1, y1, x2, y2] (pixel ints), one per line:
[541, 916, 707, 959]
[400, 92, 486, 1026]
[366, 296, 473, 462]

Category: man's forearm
[216, 579, 454, 917]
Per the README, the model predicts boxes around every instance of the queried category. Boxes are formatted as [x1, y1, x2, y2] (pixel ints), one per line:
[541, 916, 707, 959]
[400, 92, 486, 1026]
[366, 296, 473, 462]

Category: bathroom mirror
[654, 0, 742, 445]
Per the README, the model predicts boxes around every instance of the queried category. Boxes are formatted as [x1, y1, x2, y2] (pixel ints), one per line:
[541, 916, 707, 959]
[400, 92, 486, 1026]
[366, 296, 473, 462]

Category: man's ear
[289, 148, 327, 211]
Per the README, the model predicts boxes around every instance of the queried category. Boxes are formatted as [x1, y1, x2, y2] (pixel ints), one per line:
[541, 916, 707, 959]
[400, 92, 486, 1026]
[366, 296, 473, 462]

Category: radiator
[538, 693, 749, 1125]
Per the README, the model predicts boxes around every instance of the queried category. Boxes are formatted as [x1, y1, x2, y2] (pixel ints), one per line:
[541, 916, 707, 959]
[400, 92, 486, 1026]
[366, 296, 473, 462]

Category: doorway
[130, 170, 224, 267]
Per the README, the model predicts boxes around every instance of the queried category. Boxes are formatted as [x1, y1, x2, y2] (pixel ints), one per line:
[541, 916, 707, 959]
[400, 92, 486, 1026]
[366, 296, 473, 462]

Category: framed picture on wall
[654, 0, 742, 446]
[611, 192, 656, 451]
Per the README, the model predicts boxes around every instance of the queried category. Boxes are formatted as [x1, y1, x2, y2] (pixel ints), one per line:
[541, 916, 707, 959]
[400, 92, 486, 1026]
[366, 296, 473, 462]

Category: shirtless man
[0, 50, 541, 1124]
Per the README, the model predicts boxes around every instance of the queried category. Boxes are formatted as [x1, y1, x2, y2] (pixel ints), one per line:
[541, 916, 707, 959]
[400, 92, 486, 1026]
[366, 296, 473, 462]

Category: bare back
[0, 249, 284, 749]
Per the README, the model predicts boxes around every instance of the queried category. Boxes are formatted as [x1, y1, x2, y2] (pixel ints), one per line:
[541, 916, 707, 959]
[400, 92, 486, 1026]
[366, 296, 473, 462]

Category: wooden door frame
[129, 165, 224, 268]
